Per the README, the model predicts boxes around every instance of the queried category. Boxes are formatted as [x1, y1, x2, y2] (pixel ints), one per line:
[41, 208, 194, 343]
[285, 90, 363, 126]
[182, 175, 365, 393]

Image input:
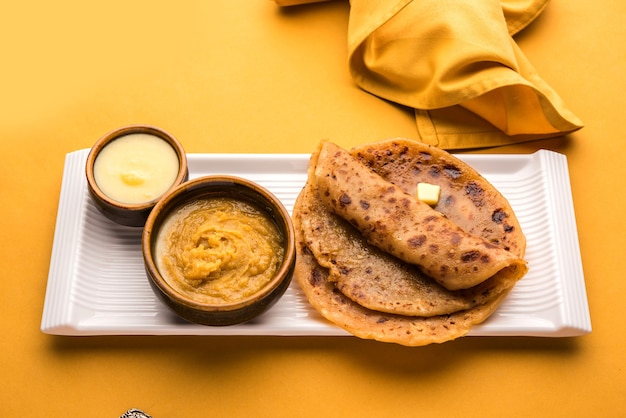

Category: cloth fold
[274, 0, 583, 149]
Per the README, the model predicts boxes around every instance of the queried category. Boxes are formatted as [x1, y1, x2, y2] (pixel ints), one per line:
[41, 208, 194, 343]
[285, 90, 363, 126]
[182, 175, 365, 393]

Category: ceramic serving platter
[41, 149, 591, 337]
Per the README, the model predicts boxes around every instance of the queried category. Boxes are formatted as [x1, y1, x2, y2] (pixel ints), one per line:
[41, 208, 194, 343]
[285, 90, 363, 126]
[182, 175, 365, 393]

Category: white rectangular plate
[41, 150, 591, 337]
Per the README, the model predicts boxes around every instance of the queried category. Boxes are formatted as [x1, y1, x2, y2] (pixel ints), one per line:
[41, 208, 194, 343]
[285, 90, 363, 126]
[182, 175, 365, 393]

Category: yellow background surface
[1, 1, 624, 416]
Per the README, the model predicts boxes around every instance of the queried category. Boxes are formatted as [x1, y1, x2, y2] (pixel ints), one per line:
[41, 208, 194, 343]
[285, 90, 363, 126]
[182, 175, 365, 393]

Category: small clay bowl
[142, 175, 296, 326]
[86, 125, 188, 227]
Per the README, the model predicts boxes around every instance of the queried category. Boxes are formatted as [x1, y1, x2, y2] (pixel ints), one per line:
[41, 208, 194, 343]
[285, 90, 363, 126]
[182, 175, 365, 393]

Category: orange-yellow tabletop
[1, 1, 624, 416]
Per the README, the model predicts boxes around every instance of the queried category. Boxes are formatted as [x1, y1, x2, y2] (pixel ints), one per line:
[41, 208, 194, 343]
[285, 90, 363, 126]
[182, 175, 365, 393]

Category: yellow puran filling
[155, 197, 285, 304]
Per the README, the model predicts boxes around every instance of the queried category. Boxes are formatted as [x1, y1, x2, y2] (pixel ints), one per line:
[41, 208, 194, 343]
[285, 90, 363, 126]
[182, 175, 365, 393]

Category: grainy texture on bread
[294, 220, 508, 346]
[293, 139, 528, 346]
[350, 139, 526, 258]
[314, 141, 527, 290]
[298, 180, 517, 317]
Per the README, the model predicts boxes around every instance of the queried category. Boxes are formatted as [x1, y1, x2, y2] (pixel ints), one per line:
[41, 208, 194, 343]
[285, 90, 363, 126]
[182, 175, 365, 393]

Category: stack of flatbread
[293, 139, 528, 346]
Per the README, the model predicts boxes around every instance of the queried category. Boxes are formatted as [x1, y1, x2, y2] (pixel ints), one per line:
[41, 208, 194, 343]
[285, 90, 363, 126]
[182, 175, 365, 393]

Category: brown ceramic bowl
[85, 125, 188, 227]
[142, 175, 296, 326]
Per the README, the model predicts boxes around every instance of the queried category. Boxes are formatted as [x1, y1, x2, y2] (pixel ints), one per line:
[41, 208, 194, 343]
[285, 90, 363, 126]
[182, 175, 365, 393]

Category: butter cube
[416, 182, 441, 206]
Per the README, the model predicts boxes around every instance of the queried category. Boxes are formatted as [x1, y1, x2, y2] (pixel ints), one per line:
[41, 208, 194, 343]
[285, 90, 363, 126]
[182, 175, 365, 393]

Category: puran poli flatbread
[293, 138, 528, 346]
[293, 213, 509, 346]
[297, 179, 516, 317]
[350, 139, 526, 258]
[314, 141, 527, 290]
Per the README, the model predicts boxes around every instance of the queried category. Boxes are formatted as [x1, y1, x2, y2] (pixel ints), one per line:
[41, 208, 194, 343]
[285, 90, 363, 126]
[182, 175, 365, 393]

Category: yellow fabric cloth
[275, 0, 583, 149]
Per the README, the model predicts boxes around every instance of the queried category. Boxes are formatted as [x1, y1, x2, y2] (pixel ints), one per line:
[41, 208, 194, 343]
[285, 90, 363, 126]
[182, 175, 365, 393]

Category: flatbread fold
[314, 141, 527, 291]
[293, 139, 528, 346]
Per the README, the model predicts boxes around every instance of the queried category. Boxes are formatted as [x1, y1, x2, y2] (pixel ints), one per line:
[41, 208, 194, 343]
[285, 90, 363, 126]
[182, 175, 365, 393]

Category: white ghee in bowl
[94, 133, 180, 204]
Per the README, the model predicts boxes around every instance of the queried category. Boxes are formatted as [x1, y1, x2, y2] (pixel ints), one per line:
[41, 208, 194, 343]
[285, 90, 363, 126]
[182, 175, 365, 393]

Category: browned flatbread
[314, 141, 527, 290]
[293, 138, 528, 346]
[297, 179, 516, 317]
[350, 139, 526, 258]
[293, 212, 508, 346]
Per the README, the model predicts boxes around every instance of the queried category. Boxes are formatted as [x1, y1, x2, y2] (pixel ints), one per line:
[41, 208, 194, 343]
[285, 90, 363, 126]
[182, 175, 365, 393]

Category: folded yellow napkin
[275, 0, 583, 149]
